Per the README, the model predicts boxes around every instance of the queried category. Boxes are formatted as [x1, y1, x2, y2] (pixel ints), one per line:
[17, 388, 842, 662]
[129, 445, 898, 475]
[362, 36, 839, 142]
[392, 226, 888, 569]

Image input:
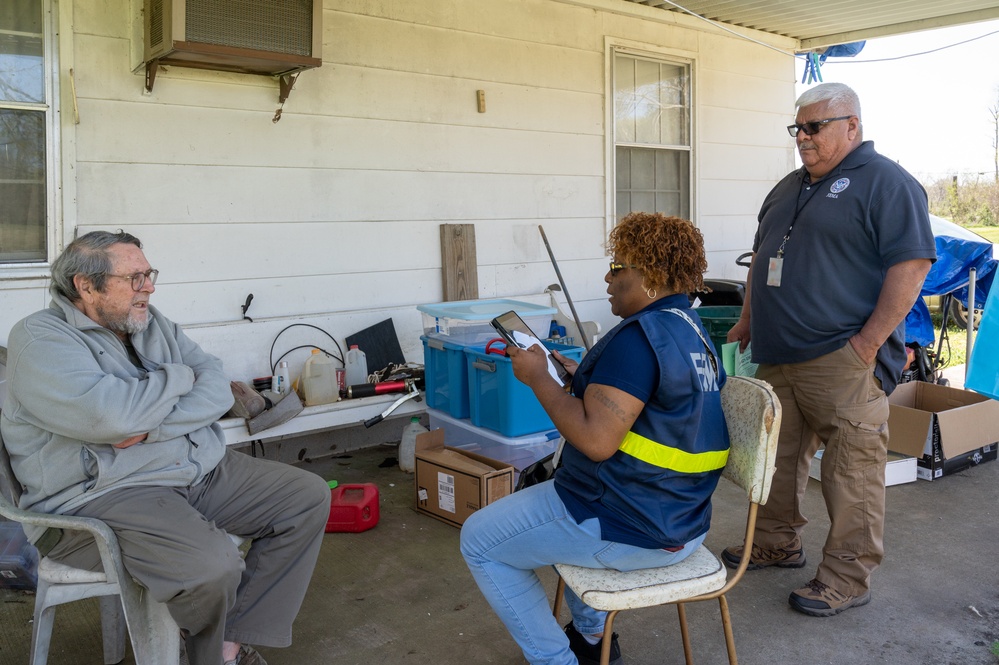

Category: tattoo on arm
[592, 387, 630, 424]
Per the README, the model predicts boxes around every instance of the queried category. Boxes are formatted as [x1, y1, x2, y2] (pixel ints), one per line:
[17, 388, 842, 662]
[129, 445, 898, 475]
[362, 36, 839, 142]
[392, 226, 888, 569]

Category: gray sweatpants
[48, 449, 330, 665]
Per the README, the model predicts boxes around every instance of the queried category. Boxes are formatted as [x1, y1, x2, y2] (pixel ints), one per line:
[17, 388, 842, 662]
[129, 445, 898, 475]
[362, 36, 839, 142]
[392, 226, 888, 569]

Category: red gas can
[326, 483, 380, 533]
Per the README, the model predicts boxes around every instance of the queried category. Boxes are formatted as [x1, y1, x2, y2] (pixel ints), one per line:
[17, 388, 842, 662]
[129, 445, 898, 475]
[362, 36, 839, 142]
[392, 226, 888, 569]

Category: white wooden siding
[0, 0, 796, 386]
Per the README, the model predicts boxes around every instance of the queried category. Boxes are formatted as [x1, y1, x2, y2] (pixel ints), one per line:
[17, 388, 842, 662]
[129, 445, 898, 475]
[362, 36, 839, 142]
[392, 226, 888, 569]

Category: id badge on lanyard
[767, 256, 783, 287]
[768, 176, 816, 288]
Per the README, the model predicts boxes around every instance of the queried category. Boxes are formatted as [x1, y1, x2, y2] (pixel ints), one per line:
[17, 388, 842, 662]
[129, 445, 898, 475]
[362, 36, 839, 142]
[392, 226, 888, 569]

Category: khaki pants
[755, 343, 888, 595]
[48, 449, 330, 665]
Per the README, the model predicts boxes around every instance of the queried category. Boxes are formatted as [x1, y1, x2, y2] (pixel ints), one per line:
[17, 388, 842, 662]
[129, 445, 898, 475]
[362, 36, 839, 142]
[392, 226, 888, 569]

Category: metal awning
[619, 0, 999, 49]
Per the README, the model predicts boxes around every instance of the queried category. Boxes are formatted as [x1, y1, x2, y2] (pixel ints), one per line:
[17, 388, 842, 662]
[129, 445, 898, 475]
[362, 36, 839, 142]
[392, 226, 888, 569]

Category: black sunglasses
[609, 261, 640, 276]
[786, 115, 853, 137]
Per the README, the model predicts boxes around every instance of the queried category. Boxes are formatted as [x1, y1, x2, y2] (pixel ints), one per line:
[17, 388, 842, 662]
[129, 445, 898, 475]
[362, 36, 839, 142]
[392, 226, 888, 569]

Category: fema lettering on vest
[691, 352, 719, 392]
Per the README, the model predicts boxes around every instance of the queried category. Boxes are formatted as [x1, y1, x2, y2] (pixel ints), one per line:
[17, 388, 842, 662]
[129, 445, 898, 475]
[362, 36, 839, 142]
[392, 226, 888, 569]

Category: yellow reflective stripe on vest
[618, 430, 728, 473]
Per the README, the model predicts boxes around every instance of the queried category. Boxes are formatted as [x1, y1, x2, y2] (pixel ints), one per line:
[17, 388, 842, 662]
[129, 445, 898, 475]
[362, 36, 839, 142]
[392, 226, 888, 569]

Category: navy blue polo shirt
[750, 141, 935, 394]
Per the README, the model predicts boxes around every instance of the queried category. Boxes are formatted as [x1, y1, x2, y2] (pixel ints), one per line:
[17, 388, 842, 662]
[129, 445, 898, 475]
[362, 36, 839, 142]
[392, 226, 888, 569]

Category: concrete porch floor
[2, 365, 998, 665]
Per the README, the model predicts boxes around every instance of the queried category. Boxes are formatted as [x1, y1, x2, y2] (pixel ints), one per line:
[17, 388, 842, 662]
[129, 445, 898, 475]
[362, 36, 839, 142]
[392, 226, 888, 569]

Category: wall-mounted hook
[241, 293, 254, 322]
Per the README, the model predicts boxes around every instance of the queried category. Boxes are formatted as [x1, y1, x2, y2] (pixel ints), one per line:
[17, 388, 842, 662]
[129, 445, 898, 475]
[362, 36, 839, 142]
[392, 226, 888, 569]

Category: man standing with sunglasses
[1, 231, 330, 664]
[722, 82, 935, 617]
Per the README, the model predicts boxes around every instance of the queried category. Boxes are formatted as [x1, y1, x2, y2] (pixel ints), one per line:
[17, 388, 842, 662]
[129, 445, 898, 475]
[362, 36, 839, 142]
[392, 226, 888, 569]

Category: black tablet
[490, 310, 571, 384]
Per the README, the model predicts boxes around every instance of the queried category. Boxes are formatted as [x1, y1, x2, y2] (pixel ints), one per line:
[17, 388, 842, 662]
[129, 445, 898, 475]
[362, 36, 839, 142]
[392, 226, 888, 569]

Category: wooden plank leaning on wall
[440, 224, 478, 302]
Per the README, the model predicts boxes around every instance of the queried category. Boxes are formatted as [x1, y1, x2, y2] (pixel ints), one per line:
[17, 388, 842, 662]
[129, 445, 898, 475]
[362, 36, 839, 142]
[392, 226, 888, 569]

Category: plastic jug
[345, 345, 368, 386]
[271, 361, 291, 395]
[301, 349, 339, 406]
[398, 416, 428, 473]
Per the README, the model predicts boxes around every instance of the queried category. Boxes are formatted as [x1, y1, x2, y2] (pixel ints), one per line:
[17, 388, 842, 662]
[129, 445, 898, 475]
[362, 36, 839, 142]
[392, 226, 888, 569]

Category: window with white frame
[0, 0, 49, 263]
[613, 52, 691, 220]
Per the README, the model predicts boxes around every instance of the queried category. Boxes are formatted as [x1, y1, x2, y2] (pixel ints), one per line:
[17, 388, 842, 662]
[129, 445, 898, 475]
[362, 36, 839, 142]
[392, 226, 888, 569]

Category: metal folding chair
[552, 375, 781, 665]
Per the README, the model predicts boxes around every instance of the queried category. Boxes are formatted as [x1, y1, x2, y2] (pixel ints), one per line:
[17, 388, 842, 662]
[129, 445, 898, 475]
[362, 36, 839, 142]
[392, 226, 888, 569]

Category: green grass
[937, 324, 968, 367]
[930, 315, 969, 368]
[968, 226, 999, 243]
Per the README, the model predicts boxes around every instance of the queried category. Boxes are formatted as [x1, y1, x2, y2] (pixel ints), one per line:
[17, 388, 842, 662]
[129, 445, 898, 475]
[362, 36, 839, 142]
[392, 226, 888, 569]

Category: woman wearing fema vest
[460, 212, 731, 665]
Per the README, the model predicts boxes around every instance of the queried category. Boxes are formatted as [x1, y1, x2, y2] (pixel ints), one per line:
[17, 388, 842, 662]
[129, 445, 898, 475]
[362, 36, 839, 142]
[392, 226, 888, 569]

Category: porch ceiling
[620, 0, 999, 49]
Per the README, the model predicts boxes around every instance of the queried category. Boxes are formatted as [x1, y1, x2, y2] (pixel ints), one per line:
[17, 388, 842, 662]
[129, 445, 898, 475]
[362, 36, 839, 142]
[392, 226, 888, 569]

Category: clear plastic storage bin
[427, 408, 559, 484]
[417, 299, 556, 346]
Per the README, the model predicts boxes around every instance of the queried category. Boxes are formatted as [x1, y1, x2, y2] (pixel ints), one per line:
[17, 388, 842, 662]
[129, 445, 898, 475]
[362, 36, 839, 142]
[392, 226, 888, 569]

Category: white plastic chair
[551, 375, 782, 665]
[0, 431, 182, 664]
[0, 348, 242, 664]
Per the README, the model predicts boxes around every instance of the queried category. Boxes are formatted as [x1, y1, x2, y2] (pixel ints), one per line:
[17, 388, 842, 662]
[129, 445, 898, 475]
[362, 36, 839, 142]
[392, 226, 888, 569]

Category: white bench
[219, 391, 425, 446]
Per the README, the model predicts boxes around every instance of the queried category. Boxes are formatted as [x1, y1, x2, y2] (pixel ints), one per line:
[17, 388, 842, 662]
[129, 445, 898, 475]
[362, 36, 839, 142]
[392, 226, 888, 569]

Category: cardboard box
[809, 449, 916, 486]
[914, 443, 997, 481]
[888, 381, 999, 481]
[414, 429, 514, 527]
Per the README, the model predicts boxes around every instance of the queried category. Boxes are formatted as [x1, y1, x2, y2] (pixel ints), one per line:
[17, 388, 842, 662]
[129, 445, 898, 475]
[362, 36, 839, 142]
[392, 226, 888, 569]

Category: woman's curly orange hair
[607, 213, 707, 294]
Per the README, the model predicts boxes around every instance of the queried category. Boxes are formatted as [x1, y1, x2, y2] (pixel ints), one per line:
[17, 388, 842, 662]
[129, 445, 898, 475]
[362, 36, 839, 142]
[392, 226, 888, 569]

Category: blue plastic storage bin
[465, 342, 584, 437]
[421, 336, 482, 419]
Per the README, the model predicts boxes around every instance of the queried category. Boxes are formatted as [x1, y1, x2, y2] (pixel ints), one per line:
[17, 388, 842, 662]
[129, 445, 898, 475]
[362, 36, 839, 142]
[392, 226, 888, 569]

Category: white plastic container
[398, 416, 428, 473]
[345, 345, 368, 386]
[301, 350, 339, 406]
[271, 361, 291, 395]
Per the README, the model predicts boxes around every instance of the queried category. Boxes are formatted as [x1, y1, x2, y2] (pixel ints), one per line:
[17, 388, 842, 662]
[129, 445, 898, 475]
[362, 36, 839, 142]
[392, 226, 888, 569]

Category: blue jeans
[460, 480, 705, 665]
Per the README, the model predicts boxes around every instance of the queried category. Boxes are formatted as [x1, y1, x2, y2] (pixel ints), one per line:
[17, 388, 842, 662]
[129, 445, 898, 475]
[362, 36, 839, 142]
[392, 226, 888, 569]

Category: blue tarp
[905, 215, 997, 346]
[820, 42, 867, 60]
[801, 42, 866, 84]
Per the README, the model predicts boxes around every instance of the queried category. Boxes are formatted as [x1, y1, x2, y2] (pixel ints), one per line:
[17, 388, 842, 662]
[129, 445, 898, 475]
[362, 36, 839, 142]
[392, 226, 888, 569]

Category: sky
[793, 19, 999, 184]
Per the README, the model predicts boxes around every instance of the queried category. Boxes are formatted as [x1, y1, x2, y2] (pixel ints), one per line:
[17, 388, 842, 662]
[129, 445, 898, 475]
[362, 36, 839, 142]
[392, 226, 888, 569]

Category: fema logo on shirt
[830, 178, 850, 194]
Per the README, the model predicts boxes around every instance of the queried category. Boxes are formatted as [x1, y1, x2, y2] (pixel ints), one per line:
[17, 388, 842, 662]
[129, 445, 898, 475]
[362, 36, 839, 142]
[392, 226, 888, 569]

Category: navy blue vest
[554, 296, 730, 549]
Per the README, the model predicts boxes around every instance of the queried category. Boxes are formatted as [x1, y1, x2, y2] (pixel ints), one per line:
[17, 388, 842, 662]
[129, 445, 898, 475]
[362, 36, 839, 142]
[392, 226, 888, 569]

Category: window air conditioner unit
[143, 0, 322, 96]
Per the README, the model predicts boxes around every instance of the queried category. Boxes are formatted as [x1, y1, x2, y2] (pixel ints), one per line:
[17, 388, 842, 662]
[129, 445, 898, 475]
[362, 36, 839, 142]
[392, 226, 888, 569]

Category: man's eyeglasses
[104, 269, 159, 291]
[609, 262, 639, 276]
[786, 115, 853, 137]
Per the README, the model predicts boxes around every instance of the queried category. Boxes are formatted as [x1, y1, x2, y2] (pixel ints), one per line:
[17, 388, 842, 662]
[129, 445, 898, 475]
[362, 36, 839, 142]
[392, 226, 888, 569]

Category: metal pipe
[967, 267, 976, 384]
[538, 225, 591, 351]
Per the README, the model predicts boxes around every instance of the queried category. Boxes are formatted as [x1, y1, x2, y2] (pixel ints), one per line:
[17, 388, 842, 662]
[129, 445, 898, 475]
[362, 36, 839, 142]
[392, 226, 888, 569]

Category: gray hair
[50, 230, 142, 302]
[795, 82, 861, 118]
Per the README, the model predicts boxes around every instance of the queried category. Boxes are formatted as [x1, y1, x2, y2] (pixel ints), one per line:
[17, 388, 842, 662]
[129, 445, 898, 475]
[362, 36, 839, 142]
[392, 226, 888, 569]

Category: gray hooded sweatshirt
[0, 293, 233, 542]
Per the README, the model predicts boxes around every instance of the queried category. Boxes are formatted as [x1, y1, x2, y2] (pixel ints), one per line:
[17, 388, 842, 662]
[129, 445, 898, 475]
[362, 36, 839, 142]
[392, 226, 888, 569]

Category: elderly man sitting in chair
[0, 230, 330, 665]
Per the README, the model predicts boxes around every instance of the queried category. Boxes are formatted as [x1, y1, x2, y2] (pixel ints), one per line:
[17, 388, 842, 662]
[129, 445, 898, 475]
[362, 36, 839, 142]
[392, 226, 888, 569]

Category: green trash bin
[692, 306, 742, 352]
